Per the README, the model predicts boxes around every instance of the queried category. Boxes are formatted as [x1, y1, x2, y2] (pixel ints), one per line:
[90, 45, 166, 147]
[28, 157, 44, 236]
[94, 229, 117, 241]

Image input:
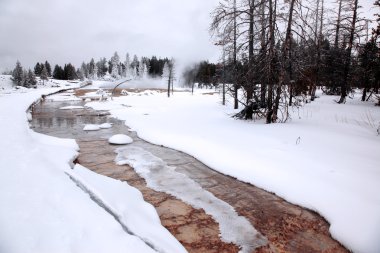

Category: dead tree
[338, 0, 359, 104]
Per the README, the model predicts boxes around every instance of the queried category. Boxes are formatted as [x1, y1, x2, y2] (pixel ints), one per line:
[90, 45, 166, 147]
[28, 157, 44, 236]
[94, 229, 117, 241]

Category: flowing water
[30, 90, 348, 253]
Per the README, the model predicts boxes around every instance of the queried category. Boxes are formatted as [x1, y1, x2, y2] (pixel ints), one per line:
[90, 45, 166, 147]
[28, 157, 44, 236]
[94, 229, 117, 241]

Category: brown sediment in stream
[31, 90, 349, 253]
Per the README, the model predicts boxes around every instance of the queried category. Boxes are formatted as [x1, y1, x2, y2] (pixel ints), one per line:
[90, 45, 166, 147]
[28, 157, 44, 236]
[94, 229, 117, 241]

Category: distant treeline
[9, 52, 172, 86]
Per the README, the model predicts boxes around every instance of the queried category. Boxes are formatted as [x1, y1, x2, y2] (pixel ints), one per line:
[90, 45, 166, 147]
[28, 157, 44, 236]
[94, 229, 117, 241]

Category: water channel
[30, 90, 348, 253]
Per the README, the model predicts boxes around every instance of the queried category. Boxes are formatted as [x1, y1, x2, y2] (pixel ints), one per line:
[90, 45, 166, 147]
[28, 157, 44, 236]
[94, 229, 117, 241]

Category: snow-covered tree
[139, 58, 149, 79]
[11, 61, 23, 86]
[77, 68, 84, 81]
[26, 69, 37, 87]
[162, 58, 175, 97]
[124, 53, 131, 78]
[40, 66, 48, 85]
[89, 58, 96, 78]
[81, 62, 89, 79]
[92, 64, 98, 80]
[131, 55, 139, 79]
[111, 52, 120, 78]
[44, 61, 52, 77]
[162, 62, 170, 79]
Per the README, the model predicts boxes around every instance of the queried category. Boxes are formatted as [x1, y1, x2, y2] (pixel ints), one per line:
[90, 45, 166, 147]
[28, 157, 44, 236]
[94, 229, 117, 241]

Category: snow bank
[0, 87, 185, 253]
[87, 78, 168, 90]
[86, 89, 380, 253]
[68, 164, 187, 253]
[49, 92, 82, 102]
[109, 134, 134, 145]
[0, 74, 13, 90]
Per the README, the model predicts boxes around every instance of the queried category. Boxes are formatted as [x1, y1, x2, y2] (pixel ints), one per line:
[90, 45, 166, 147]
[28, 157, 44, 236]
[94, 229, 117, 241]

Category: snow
[0, 75, 13, 90]
[59, 105, 85, 110]
[83, 123, 113, 131]
[83, 124, 101, 131]
[86, 88, 380, 253]
[100, 123, 113, 129]
[115, 146, 267, 253]
[49, 93, 82, 102]
[109, 134, 134, 145]
[85, 78, 168, 90]
[67, 164, 187, 253]
[0, 84, 185, 253]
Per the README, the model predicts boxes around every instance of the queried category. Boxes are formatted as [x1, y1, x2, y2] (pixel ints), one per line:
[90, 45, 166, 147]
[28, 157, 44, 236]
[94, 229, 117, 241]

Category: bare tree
[338, 0, 359, 104]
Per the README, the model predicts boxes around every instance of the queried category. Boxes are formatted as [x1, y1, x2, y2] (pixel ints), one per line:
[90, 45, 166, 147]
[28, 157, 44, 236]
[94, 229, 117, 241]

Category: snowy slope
[86, 89, 380, 253]
[0, 86, 186, 253]
[0, 75, 13, 90]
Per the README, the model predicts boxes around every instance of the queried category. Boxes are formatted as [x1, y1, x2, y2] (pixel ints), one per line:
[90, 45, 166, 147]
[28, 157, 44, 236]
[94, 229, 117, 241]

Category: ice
[115, 146, 267, 253]
[109, 134, 134, 145]
[86, 89, 380, 253]
[60, 106, 84, 110]
[68, 164, 187, 253]
[100, 123, 113, 129]
[0, 82, 186, 253]
[83, 124, 101, 131]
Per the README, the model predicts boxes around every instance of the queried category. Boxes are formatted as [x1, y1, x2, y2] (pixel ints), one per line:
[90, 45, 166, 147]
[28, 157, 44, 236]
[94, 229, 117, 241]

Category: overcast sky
[0, 0, 377, 73]
[0, 0, 221, 72]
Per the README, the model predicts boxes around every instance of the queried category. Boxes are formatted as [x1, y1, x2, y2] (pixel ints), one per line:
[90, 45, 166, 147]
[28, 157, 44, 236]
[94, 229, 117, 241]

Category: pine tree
[21, 70, 28, 87]
[34, 63, 42, 76]
[40, 66, 48, 85]
[81, 62, 89, 79]
[77, 68, 84, 81]
[11, 61, 23, 86]
[53, 65, 63, 80]
[111, 52, 120, 78]
[89, 58, 95, 77]
[44, 61, 52, 77]
[93, 64, 98, 80]
[139, 58, 146, 78]
[124, 53, 131, 77]
[63, 63, 77, 80]
[22, 69, 37, 88]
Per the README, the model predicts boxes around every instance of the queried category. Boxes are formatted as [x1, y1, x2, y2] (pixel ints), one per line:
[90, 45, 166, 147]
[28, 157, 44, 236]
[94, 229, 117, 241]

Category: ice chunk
[99, 123, 113, 129]
[109, 134, 133, 145]
[83, 124, 101, 131]
[60, 106, 84, 110]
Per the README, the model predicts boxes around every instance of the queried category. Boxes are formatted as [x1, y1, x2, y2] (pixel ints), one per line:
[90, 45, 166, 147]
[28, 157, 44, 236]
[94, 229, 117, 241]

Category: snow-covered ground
[85, 78, 171, 90]
[0, 79, 186, 253]
[86, 88, 380, 253]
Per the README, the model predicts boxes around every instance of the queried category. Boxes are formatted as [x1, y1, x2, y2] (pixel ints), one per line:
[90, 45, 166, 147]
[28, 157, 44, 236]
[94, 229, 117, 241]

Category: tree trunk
[247, 0, 255, 106]
[222, 82, 226, 105]
[273, 0, 295, 122]
[313, 0, 324, 102]
[338, 0, 358, 104]
[362, 87, 367, 101]
[167, 76, 171, 98]
[334, 0, 343, 48]
[260, 0, 267, 108]
[233, 0, 239, 109]
[266, 0, 275, 124]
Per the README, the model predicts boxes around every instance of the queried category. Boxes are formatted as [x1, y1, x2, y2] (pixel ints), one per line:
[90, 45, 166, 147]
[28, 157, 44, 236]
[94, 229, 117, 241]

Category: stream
[30, 89, 348, 253]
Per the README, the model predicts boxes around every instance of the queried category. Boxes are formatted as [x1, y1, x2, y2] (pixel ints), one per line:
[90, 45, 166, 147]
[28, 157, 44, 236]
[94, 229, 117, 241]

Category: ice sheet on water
[99, 123, 113, 129]
[115, 146, 267, 253]
[60, 106, 84, 110]
[83, 124, 101, 131]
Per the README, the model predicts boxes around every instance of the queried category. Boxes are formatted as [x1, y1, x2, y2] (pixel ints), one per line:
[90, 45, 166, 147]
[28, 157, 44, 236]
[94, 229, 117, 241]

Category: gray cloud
[0, 0, 376, 73]
[0, 0, 221, 72]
